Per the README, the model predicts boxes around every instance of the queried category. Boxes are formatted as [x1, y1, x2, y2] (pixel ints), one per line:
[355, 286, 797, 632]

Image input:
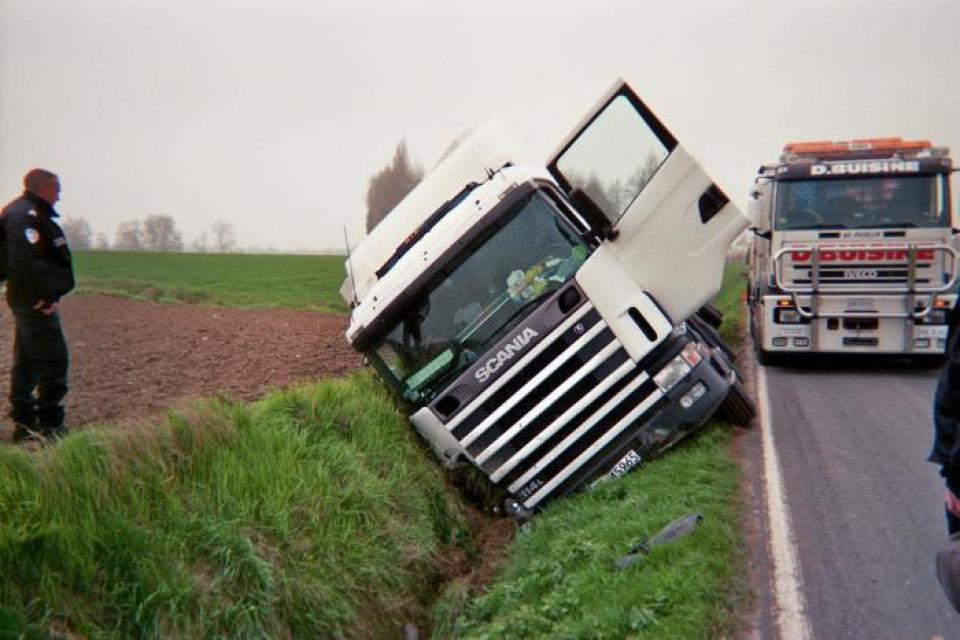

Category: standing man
[1, 168, 75, 442]
[931, 300, 960, 532]
[931, 300, 960, 613]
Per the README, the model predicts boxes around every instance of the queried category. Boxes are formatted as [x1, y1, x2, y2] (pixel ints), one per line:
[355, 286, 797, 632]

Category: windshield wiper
[498, 291, 553, 332]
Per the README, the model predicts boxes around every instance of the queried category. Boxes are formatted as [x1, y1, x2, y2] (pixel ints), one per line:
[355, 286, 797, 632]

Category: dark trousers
[948, 508, 960, 536]
[9, 309, 69, 430]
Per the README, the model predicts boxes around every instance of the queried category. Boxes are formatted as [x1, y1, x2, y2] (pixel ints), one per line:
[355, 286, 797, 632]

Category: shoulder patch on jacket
[25, 228, 40, 244]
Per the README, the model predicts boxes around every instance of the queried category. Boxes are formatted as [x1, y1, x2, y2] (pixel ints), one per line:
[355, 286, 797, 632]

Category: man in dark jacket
[930, 302, 960, 533]
[1, 168, 75, 442]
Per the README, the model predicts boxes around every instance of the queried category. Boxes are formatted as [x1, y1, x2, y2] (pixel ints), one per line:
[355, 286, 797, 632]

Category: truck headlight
[679, 382, 708, 409]
[653, 343, 701, 393]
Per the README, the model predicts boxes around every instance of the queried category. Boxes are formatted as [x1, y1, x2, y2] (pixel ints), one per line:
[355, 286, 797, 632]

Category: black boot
[37, 421, 69, 442]
[12, 422, 40, 443]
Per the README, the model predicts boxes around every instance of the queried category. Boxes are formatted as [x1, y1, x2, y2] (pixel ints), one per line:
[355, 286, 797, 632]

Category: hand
[946, 489, 960, 517]
[33, 300, 58, 316]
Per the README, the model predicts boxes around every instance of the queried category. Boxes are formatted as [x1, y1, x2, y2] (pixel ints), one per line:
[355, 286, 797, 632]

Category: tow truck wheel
[913, 354, 946, 369]
[754, 342, 777, 366]
[750, 309, 777, 366]
[719, 381, 756, 427]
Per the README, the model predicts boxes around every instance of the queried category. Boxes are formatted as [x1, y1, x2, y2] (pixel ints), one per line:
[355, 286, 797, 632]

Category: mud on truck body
[748, 138, 959, 365]
[342, 81, 753, 512]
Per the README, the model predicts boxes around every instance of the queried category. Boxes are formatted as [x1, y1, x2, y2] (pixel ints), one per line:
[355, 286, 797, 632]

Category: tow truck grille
[445, 302, 662, 508]
[789, 262, 932, 286]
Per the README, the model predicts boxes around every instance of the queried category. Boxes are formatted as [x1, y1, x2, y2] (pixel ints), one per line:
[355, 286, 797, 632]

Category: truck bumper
[547, 337, 736, 503]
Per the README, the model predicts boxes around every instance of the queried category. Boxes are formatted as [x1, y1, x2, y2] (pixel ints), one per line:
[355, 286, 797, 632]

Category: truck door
[547, 80, 749, 322]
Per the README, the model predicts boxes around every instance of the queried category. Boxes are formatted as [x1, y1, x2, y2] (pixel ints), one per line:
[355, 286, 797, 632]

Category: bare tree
[365, 139, 424, 232]
[142, 214, 183, 252]
[114, 220, 144, 251]
[60, 217, 93, 250]
[94, 232, 110, 250]
[211, 220, 235, 253]
[191, 232, 208, 253]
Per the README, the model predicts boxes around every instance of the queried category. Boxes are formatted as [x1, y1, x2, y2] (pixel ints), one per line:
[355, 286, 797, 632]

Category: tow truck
[342, 80, 754, 512]
[748, 138, 958, 365]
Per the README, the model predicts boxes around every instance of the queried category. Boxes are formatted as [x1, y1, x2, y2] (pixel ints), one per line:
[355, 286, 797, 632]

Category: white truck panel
[601, 146, 749, 322]
[575, 246, 673, 362]
[342, 119, 518, 306]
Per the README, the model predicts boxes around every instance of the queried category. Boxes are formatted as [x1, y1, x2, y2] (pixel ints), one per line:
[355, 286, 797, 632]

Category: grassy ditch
[72, 251, 349, 313]
[1, 264, 750, 639]
[0, 373, 468, 639]
[441, 427, 742, 639]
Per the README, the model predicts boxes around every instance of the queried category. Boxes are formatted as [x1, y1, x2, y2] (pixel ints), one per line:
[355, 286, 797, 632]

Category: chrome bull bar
[773, 243, 958, 319]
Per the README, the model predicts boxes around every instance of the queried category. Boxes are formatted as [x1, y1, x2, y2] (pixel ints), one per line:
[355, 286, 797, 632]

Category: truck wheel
[696, 303, 724, 329]
[754, 342, 778, 366]
[914, 354, 946, 369]
[719, 381, 756, 427]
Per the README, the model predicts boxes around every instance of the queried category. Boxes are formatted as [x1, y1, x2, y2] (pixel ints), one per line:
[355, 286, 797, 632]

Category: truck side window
[554, 95, 669, 223]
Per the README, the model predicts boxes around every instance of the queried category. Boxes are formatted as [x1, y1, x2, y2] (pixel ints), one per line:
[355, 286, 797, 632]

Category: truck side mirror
[569, 187, 619, 241]
[750, 227, 771, 240]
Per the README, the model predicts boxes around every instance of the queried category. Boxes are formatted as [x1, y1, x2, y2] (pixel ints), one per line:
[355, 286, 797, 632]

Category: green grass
[445, 427, 742, 639]
[0, 372, 468, 639]
[714, 262, 749, 347]
[72, 251, 349, 313]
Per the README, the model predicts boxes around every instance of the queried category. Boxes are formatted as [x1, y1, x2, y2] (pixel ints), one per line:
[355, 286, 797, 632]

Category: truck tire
[719, 381, 756, 427]
[697, 303, 724, 329]
[914, 354, 946, 369]
[749, 305, 779, 366]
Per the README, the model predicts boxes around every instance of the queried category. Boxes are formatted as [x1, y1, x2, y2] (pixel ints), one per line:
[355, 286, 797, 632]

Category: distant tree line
[365, 140, 424, 232]
[60, 216, 236, 253]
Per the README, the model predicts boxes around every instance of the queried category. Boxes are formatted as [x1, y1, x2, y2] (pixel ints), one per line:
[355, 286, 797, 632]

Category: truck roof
[344, 164, 555, 347]
[759, 137, 953, 180]
[341, 119, 518, 307]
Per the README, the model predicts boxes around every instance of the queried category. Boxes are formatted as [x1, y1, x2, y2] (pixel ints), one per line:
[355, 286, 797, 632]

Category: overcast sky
[2, 0, 958, 252]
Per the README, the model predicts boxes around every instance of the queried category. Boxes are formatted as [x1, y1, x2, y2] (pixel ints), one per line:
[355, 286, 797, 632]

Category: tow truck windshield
[775, 174, 949, 230]
[368, 190, 589, 404]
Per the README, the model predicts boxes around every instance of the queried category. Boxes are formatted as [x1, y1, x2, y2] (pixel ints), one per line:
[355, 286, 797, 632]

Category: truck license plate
[609, 450, 642, 479]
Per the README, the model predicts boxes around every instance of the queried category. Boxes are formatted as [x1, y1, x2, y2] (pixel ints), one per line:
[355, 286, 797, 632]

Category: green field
[73, 251, 349, 313]
[0, 261, 750, 638]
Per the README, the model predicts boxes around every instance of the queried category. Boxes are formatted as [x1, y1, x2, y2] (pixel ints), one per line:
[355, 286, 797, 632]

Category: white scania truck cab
[748, 138, 958, 365]
[342, 81, 753, 511]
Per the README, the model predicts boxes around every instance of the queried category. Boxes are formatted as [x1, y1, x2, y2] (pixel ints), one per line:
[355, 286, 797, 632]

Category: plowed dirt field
[0, 295, 363, 440]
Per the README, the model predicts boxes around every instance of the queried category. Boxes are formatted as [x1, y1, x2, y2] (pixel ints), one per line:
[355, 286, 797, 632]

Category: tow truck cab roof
[760, 137, 953, 181]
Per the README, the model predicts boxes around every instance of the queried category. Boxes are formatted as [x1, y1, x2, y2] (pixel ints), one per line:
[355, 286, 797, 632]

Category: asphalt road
[764, 361, 958, 639]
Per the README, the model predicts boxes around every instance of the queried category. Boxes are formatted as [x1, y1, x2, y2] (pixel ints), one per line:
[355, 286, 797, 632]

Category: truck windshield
[775, 174, 948, 230]
[368, 190, 590, 404]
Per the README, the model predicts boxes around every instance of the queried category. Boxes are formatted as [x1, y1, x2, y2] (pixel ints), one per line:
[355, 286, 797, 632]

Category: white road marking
[758, 365, 812, 640]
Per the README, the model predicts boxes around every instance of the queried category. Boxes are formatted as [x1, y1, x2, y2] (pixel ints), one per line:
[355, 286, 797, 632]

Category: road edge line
[758, 365, 812, 640]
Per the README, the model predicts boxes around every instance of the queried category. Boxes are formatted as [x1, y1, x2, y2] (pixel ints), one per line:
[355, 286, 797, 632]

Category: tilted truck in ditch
[341, 81, 754, 512]
[747, 138, 958, 365]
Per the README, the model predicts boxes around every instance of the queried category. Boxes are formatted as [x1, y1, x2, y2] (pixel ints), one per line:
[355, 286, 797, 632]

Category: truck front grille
[445, 302, 663, 508]
[789, 262, 933, 286]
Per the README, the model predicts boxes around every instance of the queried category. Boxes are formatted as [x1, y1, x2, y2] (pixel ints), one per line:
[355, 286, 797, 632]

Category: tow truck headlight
[653, 343, 701, 393]
[918, 309, 949, 325]
[775, 308, 805, 324]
